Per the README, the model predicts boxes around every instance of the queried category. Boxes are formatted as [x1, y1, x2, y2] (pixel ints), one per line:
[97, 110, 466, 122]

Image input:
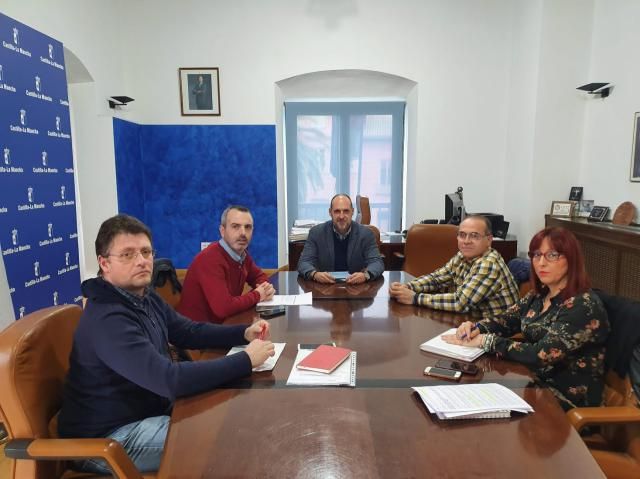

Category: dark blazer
[297, 220, 384, 280]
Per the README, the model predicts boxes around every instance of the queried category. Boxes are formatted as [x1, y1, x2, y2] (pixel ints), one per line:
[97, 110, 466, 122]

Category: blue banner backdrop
[0, 12, 81, 319]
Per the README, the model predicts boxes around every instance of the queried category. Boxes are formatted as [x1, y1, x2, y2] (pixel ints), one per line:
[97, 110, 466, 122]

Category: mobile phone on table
[435, 359, 479, 375]
[259, 306, 286, 319]
[424, 366, 462, 381]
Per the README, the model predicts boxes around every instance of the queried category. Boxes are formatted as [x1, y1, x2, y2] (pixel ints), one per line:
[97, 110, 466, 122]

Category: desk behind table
[288, 236, 518, 271]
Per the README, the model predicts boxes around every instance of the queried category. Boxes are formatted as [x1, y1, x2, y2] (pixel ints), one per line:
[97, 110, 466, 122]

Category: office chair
[395, 224, 459, 277]
[355, 195, 371, 225]
[0, 305, 151, 478]
[566, 291, 640, 479]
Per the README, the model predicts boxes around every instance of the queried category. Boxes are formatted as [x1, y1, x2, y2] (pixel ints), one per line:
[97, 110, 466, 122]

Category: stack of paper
[420, 328, 484, 362]
[412, 383, 534, 420]
[289, 220, 322, 241]
[287, 348, 356, 387]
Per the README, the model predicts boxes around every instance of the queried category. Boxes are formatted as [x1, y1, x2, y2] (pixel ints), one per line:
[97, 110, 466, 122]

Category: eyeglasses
[456, 231, 487, 241]
[528, 250, 563, 262]
[104, 248, 156, 263]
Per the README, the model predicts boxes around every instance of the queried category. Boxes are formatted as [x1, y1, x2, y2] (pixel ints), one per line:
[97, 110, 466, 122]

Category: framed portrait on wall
[179, 67, 221, 116]
[631, 112, 640, 181]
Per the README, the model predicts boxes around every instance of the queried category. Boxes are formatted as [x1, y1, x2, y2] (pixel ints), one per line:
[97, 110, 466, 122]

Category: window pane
[349, 114, 393, 232]
[296, 115, 337, 220]
[285, 101, 404, 233]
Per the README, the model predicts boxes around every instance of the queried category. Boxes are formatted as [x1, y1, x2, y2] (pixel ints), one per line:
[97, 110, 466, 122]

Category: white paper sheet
[257, 292, 313, 307]
[286, 349, 356, 387]
[226, 342, 286, 372]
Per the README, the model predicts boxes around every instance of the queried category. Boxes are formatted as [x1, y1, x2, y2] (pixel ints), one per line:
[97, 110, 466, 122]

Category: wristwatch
[363, 270, 371, 281]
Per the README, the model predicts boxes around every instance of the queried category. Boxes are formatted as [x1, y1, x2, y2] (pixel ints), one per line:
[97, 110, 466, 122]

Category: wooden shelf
[546, 216, 640, 300]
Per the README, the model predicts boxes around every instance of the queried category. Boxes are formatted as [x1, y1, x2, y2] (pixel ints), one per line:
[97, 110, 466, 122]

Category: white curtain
[0, 248, 15, 330]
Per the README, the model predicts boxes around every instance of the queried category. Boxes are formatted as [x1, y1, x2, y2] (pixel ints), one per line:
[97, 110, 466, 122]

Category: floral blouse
[477, 290, 610, 410]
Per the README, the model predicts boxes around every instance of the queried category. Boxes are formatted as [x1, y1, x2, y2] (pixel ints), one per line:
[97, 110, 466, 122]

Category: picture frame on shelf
[577, 200, 594, 217]
[569, 186, 583, 201]
[630, 112, 640, 182]
[178, 67, 221, 116]
[588, 206, 609, 222]
[550, 201, 576, 217]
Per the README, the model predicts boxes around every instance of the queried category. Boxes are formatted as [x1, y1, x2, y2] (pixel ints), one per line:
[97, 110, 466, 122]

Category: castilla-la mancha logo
[12, 28, 18, 45]
[48, 43, 54, 60]
[3, 147, 9, 165]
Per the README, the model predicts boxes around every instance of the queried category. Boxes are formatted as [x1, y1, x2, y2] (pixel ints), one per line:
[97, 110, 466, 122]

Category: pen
[460, 324, 479, 340]
[259, 323, 267, 341]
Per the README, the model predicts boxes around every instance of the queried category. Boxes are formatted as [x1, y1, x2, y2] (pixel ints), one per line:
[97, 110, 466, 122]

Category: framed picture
[631, 112, 640, 181]
[577, 199, 594, 217]
[589, 206, 609, 222]
[569, 186, 583, 201]
[550, 201, 576, 217]
[178, 67, 221, 116]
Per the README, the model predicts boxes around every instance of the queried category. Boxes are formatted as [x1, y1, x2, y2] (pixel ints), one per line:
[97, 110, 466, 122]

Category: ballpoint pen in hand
[460, 324, 479, 340]
[259, 323, 267, 341]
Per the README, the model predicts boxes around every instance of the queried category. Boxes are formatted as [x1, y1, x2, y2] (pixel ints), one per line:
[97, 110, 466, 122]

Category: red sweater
[177, 242, 269, 323]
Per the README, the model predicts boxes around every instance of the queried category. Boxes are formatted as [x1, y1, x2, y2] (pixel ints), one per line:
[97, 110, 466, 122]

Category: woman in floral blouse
[444, 227, 610, 410]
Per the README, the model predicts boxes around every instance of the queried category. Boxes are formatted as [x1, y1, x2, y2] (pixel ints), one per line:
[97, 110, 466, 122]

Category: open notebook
[420, 328, 484, 362]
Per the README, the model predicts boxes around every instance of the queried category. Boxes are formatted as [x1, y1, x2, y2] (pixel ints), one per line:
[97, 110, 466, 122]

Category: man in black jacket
[297, 194, 384, 284]
[58, 214, 274, 474]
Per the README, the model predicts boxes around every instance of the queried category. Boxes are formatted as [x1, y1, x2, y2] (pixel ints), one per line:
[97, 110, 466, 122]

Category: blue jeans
[74, 415, 170, 475]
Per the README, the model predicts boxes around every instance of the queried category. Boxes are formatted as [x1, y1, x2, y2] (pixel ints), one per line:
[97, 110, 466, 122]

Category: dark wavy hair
[527, 227, 591, 300]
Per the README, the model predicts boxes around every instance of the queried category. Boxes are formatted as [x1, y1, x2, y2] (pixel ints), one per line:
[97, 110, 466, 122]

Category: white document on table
[412, 383, 534, 419]
[286, 349, 357, 387]
[227, 342, 286, 372]
[257, 292, 313, 307]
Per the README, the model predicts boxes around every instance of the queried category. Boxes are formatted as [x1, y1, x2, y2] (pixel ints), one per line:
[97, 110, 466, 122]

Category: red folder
[296, 344, 352, 374]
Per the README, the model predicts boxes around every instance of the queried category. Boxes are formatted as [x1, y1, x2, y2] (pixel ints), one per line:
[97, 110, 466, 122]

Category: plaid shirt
[407, 248, 519, 318]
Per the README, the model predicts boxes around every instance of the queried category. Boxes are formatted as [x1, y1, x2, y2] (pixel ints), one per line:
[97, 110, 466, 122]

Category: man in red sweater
[178, 206, 275, 323]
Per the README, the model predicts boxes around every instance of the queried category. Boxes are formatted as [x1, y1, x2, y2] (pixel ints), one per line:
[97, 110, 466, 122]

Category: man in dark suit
[297, 194, 384, 284]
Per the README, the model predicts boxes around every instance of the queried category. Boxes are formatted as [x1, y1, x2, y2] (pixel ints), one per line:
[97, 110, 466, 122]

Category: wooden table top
[158, 272, 604, 478]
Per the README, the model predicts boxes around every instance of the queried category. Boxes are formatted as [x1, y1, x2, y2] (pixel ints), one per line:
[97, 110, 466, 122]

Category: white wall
[117, 0, 521, 258]
[580, 0, 640, 214]
[7, 0, 638, 269]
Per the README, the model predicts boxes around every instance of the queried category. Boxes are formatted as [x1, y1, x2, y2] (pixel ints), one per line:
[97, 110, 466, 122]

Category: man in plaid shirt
[389, 215, 519, 318]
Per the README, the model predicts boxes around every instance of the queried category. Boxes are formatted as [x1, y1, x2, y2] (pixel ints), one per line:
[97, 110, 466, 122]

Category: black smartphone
[259, 306, 286, 319]
[424, 366, 461, 381]
[435, 359, 479, 375]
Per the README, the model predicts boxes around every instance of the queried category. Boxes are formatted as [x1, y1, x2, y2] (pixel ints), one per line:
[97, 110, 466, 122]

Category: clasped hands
[388, 282, 416, 304]
[254, 281, 275, 301]
[313, 271, 367, 284]
[441, 320, 484, 348]
[243, 319, 276, 367]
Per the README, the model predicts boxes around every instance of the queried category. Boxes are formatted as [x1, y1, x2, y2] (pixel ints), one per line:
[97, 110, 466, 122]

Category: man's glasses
[105, 248, 156, 263]
[528, 250, 563, 262]
[456, 231, 487, 241]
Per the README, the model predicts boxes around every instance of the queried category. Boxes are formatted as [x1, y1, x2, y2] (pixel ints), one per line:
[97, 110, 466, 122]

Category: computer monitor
[444, 188, 465, 224]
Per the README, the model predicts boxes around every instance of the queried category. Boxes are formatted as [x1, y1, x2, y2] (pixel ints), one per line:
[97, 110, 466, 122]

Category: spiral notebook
[287, 349, 356, 387]
[412, 383, 533, 420]
[420, 328, 484, 362]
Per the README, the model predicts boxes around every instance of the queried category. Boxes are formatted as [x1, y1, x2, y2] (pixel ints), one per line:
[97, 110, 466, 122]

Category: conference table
[158, 272, 604, 478]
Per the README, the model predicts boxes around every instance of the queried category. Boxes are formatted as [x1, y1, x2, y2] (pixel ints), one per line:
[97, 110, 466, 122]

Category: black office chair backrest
[152, 258, 182, 294]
